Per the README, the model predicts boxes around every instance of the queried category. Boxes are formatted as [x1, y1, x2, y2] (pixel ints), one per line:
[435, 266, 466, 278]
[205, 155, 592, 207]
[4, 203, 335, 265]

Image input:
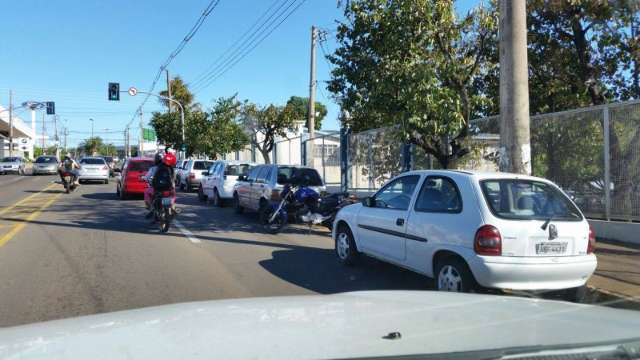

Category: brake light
[161, 191, 172, 197]
[271, 189, 280, 201]
[474, 225, 502, 256]
[588, 225, 596, 254]
[189, 172, 195, 179]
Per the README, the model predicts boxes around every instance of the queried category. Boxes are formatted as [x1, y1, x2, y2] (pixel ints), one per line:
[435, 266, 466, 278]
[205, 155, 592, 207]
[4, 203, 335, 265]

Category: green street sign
[142, 128, 156, 141]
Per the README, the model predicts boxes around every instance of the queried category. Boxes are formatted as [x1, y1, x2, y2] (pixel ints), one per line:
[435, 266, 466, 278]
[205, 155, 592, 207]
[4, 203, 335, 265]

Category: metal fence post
[301, 138, 307, 166]
[603, 105, 611, 221]
[321, 136, 326, 182]
[340, 127, 350, 192]
[368, 133, 374, 190]
[401, 143, 413, 172]
[273, 141, 278, 164]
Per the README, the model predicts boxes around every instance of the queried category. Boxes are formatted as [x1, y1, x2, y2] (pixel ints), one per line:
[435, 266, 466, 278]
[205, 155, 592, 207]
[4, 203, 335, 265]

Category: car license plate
[161, 198, 172, 206]
[535, 242, 567, 255]
[3, 165, 11, 168]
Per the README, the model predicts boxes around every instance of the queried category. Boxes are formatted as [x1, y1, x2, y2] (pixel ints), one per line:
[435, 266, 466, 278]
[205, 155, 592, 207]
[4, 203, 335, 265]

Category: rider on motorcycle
[148, 152, 177, 219]
[143, 153, 164, 217]
[58, 153, 80, 187]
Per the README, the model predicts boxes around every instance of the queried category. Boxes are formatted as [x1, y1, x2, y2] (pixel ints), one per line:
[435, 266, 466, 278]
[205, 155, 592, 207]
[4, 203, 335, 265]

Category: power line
[189, 0, 284, 87]
[128, 0, 222, 130]
[191, 0, 308, 93]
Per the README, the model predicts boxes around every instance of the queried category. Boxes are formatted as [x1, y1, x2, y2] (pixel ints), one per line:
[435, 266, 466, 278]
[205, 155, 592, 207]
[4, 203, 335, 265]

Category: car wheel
[116, 185, 121, 197]
[179, 181, 185, 192]
[198, 185, 207, 202]
[212, 189, 222, 207]
[119, 187, 127, 200]
[435, 257, 476, 293]
[233, 193, 244, 214]
[335, 224, 359, 266]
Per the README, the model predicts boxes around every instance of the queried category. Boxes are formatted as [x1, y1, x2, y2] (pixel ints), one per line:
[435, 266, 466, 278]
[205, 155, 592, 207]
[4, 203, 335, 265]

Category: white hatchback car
[333, 170, 597, 298]
[198, 161, 254, 206]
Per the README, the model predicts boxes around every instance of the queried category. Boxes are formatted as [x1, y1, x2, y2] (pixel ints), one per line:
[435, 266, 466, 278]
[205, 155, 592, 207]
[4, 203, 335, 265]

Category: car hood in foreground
[1, 291, 639, 359]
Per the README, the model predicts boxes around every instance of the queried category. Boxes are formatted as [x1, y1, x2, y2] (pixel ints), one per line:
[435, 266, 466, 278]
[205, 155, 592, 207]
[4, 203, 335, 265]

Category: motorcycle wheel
[260, 205, 286, 234]
[160, 208, 171, 233]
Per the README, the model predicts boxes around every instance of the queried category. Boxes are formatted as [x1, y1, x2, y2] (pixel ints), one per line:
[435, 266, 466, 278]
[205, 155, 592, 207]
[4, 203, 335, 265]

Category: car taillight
[474, 225, 502, 256]
[161, 191, 172, 197]
[588, 225, 596, 254]
[271, 190, 280, 201]
[102, 166, 108, 170]
[189, 173, 195, 179]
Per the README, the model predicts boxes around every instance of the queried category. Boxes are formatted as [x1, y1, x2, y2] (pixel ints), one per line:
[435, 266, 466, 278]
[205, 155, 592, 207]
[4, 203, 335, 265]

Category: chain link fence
[339, 100, 640, 222]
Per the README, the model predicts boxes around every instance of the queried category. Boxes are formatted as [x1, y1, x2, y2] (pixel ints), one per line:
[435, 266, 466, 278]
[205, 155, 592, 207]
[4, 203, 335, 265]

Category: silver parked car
[0, 156, 26, 175]
[32, 155, 59, 175]
[78, 157, 110, 184]
[178, 159, 213, 192]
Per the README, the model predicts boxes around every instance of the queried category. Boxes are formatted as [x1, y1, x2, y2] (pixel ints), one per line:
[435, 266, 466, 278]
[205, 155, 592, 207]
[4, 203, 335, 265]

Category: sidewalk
[587, 241, 640, 309]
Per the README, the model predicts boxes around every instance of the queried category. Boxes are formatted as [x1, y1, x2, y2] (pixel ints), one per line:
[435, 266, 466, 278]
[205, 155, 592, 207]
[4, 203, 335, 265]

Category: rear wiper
[541, 212, 554, 230]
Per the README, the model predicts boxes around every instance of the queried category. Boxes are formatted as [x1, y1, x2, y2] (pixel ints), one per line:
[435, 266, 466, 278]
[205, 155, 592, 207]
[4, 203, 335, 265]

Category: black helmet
[154, 152, 163, 165]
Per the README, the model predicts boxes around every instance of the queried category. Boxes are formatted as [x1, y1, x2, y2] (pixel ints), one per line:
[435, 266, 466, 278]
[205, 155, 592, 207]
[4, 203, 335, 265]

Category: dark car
[115, 157, 154, 199]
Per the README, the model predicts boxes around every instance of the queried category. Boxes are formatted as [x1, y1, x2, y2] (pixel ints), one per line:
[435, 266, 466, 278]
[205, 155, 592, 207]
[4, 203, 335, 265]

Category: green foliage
[328, 0, 497, 168]
[159, 76, 194, 110]
[241, 101, 298, 164]
[207, 96, 249, 159]
[33, 146, 59, 158]
[76, 136, 117, 156]
[283, 96, 327, 130]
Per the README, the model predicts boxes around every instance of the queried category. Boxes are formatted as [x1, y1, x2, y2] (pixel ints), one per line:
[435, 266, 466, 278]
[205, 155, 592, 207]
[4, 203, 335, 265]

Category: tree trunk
[259, 149, 271, 164]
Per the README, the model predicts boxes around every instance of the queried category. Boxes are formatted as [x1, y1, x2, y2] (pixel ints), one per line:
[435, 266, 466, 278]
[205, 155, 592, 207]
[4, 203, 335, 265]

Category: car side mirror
[362, 197, 374, 207]
[202, 171, 209, 176]
[238, 175, 247, 181]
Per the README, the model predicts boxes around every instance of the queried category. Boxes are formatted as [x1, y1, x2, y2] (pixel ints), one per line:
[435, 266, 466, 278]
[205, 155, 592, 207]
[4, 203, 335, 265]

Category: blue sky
[0, 0, 476, 147]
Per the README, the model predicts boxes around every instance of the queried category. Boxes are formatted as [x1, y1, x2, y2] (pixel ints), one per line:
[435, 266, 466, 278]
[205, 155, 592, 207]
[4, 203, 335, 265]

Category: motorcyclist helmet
[162, 152, 177, 167]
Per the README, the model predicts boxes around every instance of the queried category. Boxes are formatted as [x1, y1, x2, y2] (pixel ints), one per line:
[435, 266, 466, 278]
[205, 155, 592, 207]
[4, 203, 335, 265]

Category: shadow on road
[23, 189, 65, 194]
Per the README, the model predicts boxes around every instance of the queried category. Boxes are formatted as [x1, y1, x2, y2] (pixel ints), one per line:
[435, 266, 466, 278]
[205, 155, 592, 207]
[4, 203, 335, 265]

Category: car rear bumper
[468, 254, 598, 290]
[124, 182, 148, 194]
[78, 173, 109, 181]
[32, 168, 57, 174]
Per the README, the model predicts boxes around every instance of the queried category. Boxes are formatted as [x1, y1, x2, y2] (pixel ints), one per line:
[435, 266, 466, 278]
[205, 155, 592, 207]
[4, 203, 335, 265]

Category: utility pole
[498, 0, 531, 174]
[307, 25, 318, 166]
[139, 109, 144, 155]
[64, 127, 68, 153]
[166, 69, 172, 113]
[53, 115, 59, 158]
[41, 112, 46, 154]
[90, 118, 94, 138]
[8, 90, 13, 157]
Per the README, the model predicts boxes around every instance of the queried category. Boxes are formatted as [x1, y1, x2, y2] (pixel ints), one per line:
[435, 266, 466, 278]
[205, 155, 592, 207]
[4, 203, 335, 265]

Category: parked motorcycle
[260, 181, 356, 234]
[61, 172, 78, 194]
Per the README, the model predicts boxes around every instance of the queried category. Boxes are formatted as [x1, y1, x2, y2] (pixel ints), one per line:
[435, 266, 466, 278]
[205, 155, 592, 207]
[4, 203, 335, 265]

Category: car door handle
[396, 218, 404, 226]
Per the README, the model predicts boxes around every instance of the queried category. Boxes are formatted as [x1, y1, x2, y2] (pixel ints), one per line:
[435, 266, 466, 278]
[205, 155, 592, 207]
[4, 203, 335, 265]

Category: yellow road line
[0, 193, 62, 248]
[0, 183, 58, 216]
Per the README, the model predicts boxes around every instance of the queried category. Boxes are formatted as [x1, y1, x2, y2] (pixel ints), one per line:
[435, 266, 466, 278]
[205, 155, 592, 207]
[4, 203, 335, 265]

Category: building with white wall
[0, 105, 36, 159]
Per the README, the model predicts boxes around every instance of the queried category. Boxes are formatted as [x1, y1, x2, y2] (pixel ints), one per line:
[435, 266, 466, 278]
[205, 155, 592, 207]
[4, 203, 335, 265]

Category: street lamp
[127, 87, 185, 156]
[89, 118, 94, 138]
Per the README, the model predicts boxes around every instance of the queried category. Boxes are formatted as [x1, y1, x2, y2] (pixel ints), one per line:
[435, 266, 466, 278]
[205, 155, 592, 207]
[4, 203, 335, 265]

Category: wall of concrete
[589, 219, 640, 246]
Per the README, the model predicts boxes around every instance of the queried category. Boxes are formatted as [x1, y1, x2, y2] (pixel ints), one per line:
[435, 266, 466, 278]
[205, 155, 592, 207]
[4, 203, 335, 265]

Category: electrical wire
[191, 0, 308, 93]
[127, 0, 222, 130]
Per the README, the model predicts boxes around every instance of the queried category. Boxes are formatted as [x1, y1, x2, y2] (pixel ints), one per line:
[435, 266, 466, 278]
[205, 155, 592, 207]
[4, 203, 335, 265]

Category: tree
[159, 76, 195, 110]
[79, 136, 104, 156]
[207, 96, 249, 158]
[282, 96, 327, 130]
[328, 0, 497, 168]
[240, 102, 297, 164]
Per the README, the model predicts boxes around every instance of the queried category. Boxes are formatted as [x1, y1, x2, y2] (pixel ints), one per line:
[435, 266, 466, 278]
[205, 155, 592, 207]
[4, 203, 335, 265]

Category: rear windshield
[193, 161, 213, 170]
[480, 179, 582, 221]
[277, 167, 323, 186]
[225, 164, 252, 176]
[1, 157, 20, 162]
[103, 157, 113, 163]
[35, 157, 56, 163]
[80, 158, 106, 165]
[128, 161, 153, 172]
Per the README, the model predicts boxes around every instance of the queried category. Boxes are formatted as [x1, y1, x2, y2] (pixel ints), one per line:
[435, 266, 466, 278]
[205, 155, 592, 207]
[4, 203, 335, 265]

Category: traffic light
[45, 101, 55, 115]
[108, 82, 120, 101]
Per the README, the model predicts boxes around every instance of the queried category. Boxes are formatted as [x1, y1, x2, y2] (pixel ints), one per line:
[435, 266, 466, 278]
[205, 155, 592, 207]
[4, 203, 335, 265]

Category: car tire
[198, 185, 207, 202]
[212, 189, 222, 207]
[435, 257, 477, 293]
[119, 187, 127, 200]
[233, 193, 244, 214]
[335, 224, 360, 266]
[179, 181, 186, 192]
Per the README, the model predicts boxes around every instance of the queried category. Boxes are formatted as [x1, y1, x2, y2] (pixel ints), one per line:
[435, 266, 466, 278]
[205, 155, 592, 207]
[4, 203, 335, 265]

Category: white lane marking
[174, 219, 201, 243]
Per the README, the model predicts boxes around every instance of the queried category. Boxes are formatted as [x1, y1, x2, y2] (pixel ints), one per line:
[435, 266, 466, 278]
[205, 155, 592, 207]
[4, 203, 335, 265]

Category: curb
[586, 286, 640, 311]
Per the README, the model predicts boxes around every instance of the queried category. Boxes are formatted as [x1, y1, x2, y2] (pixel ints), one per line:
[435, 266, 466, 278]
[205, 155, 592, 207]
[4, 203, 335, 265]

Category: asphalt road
[0, 175, 429, 327]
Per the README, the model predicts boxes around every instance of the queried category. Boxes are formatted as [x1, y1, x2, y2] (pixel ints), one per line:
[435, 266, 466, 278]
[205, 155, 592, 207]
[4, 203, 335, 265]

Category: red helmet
[162, 152, 177, 167]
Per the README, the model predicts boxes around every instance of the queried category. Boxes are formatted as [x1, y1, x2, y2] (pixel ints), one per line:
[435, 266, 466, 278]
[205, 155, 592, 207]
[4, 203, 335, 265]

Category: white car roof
[401, 169, 552, 183]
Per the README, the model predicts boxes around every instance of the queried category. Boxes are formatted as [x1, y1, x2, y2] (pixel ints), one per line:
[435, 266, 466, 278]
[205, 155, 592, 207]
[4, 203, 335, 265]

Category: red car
[115, 157, 154, 199]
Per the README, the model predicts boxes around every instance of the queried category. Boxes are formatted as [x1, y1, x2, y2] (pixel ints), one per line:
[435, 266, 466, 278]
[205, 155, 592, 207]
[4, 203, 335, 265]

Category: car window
[225, 164, 251, 176]
[2, 157, 20, 162]
[414, 176, 462, 213]
[207, 163, 217, 174]
[35, 156, 56, 163]
[127, 161, 153, 172]
[480, 179, 583, 221]
[80, 158, 106, 165]
[247, 166, 261, 182]
[193, 161, 211, 170]
[103, 156, 113, 163]
[373, 175, 420, 210]
[256, 166, 271, 183]
[276, 166, 295, 184]
[291, 168, 322, 186]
